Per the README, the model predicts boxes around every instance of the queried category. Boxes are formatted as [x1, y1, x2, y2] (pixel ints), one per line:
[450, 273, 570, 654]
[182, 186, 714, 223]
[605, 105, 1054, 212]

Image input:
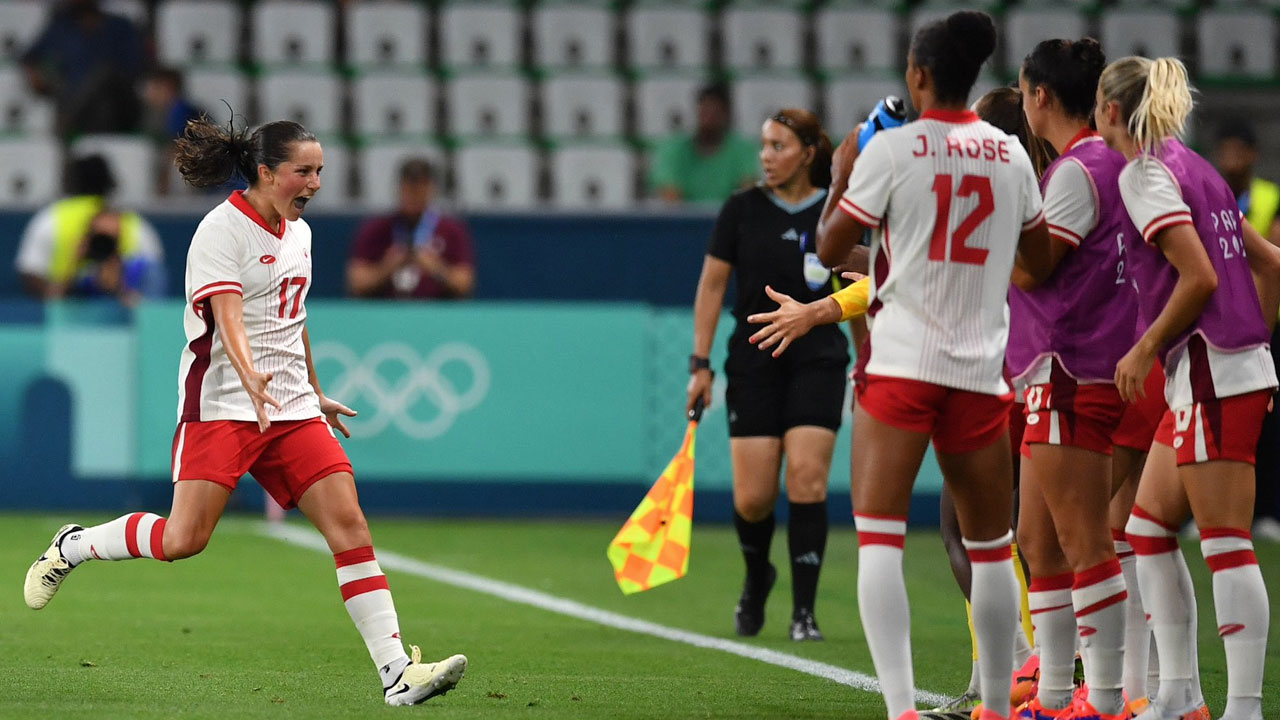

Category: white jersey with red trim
[840, 109, 1045, 395]
[176, 191, 321, 423]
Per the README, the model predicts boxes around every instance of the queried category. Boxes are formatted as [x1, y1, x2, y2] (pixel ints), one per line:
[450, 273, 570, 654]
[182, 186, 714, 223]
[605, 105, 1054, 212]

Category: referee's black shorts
[724, 357, 847, 438]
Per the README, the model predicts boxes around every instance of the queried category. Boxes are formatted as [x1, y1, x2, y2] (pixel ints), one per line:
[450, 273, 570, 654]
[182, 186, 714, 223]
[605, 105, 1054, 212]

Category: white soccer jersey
[839, 109, 1044, 395]
[176, 191, 321, 423]
[1041, 148, 1099, 249]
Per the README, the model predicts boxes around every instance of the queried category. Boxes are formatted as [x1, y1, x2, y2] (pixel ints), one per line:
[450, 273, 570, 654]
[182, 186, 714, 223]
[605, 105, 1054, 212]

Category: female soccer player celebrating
[816, 11, 1053, 720]
[1009, 38, 1138, 720]
[688, 108, 849, 641]
[1096, 57, 1279, 720]
[24, 117, 467, 706]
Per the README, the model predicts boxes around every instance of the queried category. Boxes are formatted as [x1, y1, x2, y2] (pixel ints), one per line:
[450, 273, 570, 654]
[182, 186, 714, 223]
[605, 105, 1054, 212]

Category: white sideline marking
[260, 522, 951, 708]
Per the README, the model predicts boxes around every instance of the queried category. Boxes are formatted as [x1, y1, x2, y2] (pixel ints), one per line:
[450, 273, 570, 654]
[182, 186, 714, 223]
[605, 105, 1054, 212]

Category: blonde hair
[1098, 56, 1194, 155]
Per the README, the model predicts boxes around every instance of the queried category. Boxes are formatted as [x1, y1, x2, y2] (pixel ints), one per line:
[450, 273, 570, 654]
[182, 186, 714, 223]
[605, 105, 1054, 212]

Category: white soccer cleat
[24, 523, 83, 610]
[383, 645, 467, 706]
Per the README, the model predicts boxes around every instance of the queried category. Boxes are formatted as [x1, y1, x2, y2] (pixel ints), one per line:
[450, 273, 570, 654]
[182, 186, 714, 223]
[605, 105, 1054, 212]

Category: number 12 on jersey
[278, 277, 306, 318]
[929, 174, 994, 265]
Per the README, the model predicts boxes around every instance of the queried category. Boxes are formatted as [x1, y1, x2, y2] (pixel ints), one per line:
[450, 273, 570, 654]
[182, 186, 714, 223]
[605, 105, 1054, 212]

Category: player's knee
[163, 527, 211, 560]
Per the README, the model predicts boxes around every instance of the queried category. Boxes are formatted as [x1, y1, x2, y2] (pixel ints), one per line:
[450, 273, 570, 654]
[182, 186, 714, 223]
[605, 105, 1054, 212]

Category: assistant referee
[687, 108, 850, 641]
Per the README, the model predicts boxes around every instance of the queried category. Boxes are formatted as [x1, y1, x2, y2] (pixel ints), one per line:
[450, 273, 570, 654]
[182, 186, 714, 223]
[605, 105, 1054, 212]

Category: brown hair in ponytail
[174, 114, 317, 189]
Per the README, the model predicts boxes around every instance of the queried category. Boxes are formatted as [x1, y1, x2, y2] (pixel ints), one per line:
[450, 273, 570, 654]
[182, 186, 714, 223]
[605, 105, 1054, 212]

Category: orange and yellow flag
[606, 403, 702, 594]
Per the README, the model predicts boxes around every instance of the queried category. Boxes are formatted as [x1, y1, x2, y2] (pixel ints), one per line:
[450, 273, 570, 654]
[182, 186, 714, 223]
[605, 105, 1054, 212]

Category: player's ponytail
[1099, 56, 1193, 155]
[174, 115, 317, 189]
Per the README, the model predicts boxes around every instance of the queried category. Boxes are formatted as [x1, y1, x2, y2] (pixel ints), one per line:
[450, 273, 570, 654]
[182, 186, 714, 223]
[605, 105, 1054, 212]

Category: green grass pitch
[1, 513, 1276, 719]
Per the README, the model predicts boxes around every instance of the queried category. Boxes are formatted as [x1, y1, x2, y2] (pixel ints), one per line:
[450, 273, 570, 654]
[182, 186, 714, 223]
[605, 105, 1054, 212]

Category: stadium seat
[156, 1, 241, 67]
[357, 140, 447, 207]
[312, 140, 351, 206]
[1100, 8, 1180, 63]
[257, 70, 343, 135]
[823, 74, 908, 138]
[444, 73, 530, 138]
[1198, 10, 1277, 81]
[352, 72, 435, 138]
[0, 2, 46, 64]
[540, 73, 624, 140]
[0, 137, 60, 208]
[532, 3, 613, 69]
[721, 5, 803, 72]
[1004, 8, 1086, 71]
[626, 5, 709, 70]
[633, 73, 702, 141]
[251, 0, 336, 66]
[102, 0, 148, 27]
[549, 143, 635, 210]
[185, 68, 250, 125]
[732, 74, 814, 139]
[345, 1, 428, 68]
[813, 6, 898, 74]
[70, 135, 156, 208]
[0, 67, 54, 136]
[438, 2, 521, 69]
[454, 143, 540, 210]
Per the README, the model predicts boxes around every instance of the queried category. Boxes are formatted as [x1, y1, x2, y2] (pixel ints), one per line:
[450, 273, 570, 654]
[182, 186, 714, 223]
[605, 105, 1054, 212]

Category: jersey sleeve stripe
[838, 197, 882, 228]
[1141, 211, 1194, 244]
[192, 282, 244, 304]
[1047, 224, 1083, 247]
[1021, 209, 1046, 231]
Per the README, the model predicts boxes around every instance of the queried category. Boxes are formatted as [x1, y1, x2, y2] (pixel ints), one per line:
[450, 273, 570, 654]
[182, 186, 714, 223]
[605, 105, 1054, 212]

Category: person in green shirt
[649, 83, 760, 205]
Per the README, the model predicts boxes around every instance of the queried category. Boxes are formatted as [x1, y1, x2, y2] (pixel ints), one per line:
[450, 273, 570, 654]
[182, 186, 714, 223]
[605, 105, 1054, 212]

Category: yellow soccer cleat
[383, 645, 467, 706]
[24, 524, 82, 610]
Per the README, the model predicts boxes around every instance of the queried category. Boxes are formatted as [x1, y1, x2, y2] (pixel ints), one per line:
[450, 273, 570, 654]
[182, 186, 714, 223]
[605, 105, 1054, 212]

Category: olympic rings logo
[312, 341, 490, 440]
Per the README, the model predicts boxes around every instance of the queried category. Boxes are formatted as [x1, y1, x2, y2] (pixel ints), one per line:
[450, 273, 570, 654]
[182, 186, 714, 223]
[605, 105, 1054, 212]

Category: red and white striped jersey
[840, 109, 1045, 395]
[176, 190, 321, 423]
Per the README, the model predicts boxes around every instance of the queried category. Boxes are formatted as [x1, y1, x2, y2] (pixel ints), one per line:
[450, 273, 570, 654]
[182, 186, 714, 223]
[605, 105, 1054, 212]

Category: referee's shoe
[733, 564, 776, 636]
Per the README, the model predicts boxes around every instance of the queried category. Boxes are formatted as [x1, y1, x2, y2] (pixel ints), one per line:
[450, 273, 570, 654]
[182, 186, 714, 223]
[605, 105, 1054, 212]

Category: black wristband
[689, 355, 711, 373]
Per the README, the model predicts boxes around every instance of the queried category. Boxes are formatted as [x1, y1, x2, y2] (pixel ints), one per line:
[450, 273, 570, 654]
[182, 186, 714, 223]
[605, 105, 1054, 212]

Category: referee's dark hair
[911, 10, 997, 105]
[770, 108, 834, 187]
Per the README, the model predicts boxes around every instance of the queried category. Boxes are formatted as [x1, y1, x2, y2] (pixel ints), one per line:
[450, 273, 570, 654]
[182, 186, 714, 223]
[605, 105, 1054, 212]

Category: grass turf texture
[0, 514, 1276, 719]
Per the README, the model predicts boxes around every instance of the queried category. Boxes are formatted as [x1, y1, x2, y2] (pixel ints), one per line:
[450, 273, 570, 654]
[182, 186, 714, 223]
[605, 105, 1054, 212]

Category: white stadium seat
[0, 66, 54, 135]
[345, 1, 428, 68]
[70, 135, 156, 207]
[1100, 8, 1180, 63]
[439, 2, 521, 68]
[454, 143, 539, 210]
[0, 2, 46, 64]
[444, 73, 530, 138]
[541, 74, 624, 139]
[633, 73, 702, 140]
[549, 144, 635, 210]
[1198, 10, 1277, 80]
[824, 74, 908, 139]
[256, 70, 343, 135]
[357, 141, 447, 207]
[1004, 8, 1086, 70]
[157, 1, 241, 67]
[626, 6, 709, 70]
[185, 68, 250, 126]
[251, 0, 336, 66]
[102, 0, 149, 27]
[721, 6, 802, 72]
[352, 73, 435, 138]
[732, 74, 814, 139]
[532, 3, 612, 69]
[0, 137, 60, 208]
[814, 6, 898, 73]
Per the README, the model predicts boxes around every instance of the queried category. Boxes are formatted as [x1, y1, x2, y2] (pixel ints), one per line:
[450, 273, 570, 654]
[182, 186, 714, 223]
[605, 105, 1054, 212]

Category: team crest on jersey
[781, 228, 800, 244]
[260, 255, 277, 264]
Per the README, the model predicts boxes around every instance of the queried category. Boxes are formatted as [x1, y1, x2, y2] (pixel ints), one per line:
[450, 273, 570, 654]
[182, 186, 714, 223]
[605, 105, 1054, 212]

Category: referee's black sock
[787, 500, 828, 615]
[733, 510, 775, 585]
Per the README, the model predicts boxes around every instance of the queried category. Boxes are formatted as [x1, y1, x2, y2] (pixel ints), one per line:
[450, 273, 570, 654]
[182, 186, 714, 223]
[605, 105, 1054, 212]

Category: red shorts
[1022, 381, 1126, 456]
[1008, 401, 1027, 463]
[1153, 390, 1273, 466]
[171, 417, 353, 509]
[856, 374, 1013, 454]
[1111, 362, 1167, 452]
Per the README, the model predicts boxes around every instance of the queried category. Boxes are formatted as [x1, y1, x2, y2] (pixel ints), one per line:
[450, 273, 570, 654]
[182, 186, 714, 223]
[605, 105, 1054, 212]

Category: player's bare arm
[815, 127, 871, 267]
[302, 325, 357, 438]
[209, 292, 281, 432]
[688, 255, 730, 413]
[1011, 220, 1057, 289]
[1242, 220, 1280, 328]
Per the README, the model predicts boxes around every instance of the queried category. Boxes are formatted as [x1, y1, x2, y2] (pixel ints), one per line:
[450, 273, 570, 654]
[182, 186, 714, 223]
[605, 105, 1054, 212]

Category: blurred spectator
[347, 159, 476, 299]
[1214, 118, 1280, 243]
[21, 0, 146, 137]
[649, 83, 759, 205]
[143, 67, 206, 195]
[15, 155, 164, 304]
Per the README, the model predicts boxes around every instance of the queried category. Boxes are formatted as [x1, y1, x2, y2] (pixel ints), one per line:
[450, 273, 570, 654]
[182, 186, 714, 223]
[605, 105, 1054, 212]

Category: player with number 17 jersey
[178, 190, 320, 423]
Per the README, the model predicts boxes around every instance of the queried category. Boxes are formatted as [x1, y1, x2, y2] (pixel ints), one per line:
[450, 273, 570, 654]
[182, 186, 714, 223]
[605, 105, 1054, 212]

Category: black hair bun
[1070, 37, 1105, 72]
[945, 11, 997, 67]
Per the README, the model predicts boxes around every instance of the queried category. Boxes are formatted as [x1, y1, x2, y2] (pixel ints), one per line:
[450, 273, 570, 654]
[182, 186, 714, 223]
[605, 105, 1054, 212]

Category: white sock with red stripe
[60, 513, 168, 566]
[964, 531, 1018, 719]
[1073, 558, 1128, 715]
[854, 513, 913, 719]
[1114, 529, 1150, 701]
[1028, 572, 1076, 711]
[1126, 506, 1199, 711]
[1200, 528, 1267, 720]
[334, 546, 410, 687]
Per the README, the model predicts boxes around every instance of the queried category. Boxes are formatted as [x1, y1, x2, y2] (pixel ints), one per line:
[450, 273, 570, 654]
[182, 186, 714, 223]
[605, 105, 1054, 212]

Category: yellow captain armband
[831, 277, 870, 321]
